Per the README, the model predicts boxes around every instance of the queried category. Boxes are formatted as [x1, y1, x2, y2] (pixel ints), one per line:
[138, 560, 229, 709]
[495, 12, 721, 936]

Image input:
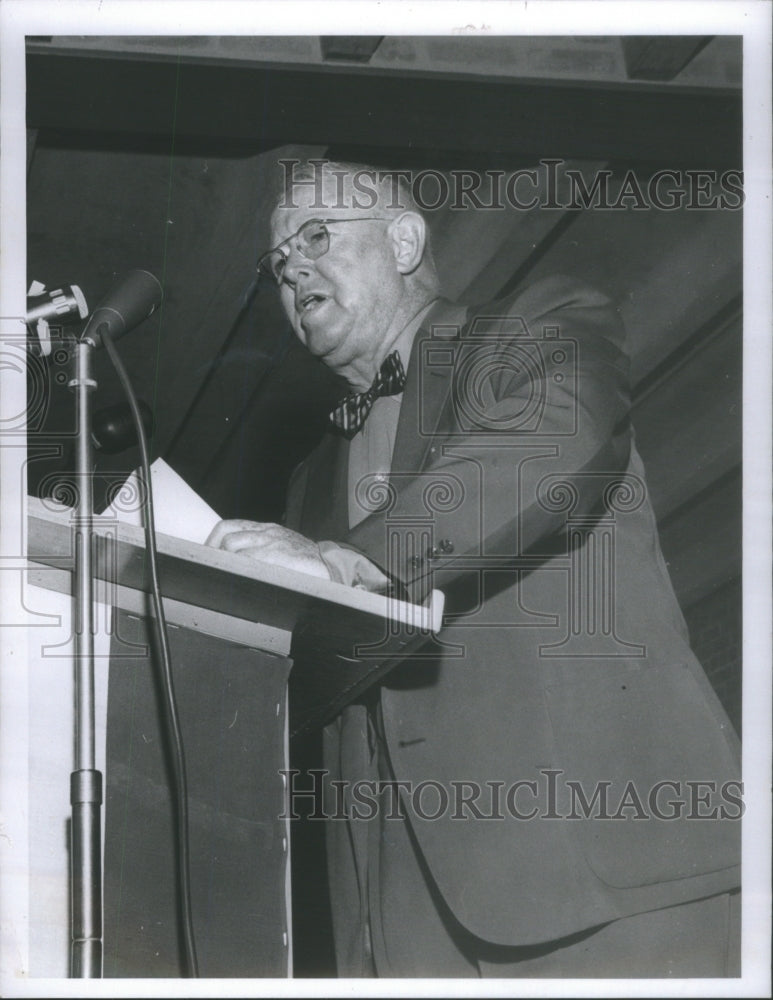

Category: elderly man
[207, 160, 741, 978]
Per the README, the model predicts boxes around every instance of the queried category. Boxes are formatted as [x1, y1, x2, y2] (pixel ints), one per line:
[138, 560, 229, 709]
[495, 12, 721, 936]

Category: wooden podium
[26, 496, 443, 978]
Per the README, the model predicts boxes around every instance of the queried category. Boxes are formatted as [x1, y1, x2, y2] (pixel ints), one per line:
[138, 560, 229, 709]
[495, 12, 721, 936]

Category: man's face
[269, 177, 405, 377]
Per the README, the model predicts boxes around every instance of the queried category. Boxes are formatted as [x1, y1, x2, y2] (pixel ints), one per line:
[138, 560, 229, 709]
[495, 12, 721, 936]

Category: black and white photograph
[0, 1, 770, 995]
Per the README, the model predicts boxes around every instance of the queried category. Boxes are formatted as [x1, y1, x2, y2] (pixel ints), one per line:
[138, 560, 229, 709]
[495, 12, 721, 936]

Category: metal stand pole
[68, 339, 103, 978]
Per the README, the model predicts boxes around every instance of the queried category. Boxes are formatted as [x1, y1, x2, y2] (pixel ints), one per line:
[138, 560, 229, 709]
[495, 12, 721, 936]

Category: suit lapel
[390, 299, 470, 480]
[299, 430, 350, 541]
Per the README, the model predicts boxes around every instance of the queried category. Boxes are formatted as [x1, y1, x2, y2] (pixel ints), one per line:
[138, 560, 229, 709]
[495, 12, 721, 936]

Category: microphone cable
[101, 331, 200, 978]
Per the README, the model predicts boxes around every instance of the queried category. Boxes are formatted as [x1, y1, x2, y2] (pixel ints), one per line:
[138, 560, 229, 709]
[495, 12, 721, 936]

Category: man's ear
[389, 212, 427, 275]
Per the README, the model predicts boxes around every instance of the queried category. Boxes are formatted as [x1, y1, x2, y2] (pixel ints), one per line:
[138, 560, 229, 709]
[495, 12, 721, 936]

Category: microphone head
[91, 399, 154, 454]
[82, 269, 163, 348]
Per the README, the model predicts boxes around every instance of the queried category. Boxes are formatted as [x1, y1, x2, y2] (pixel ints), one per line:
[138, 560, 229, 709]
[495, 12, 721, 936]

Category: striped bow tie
[329, 351, 407, 438]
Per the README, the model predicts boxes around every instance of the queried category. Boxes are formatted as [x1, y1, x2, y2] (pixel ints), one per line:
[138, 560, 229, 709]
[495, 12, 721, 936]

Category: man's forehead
[270, 169, 385, 240]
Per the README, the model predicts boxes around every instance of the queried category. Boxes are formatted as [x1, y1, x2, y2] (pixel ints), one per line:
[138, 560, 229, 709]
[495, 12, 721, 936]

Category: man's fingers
[205, 519, 277, 548]
[220, 529, 276, 553]
[205, 521, 227, 547]
[204, 523, 330, 579]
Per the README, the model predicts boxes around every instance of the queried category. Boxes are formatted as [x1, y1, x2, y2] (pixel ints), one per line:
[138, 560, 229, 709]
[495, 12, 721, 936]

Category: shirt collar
[390, 297, 440, 378]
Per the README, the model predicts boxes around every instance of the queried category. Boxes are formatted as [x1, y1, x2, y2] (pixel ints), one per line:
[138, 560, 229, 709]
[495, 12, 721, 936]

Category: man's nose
[280, 246, 313, 286]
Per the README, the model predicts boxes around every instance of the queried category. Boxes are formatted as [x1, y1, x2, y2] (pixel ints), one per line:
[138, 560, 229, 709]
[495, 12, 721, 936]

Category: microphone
[92, 399, 154, 454]
[81, 269, 163, 348]
[26, 283, 89, 357]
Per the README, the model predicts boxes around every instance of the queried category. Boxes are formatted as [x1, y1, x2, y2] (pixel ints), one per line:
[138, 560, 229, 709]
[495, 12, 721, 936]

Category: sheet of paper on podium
[103, 457, 221, 543]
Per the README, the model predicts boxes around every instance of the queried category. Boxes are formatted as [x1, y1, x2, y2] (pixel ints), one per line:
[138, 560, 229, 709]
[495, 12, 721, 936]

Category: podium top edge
[26, 495, 444, 633]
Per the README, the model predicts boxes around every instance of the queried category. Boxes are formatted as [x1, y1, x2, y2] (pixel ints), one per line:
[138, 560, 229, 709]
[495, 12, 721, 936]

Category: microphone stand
[68, 334, 103, 978]
[60, 270, 163, 977]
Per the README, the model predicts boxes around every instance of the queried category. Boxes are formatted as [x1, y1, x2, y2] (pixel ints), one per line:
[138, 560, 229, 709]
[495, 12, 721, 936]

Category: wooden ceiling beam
[26, 52, 741, 169]
[319, 37, 385, 63]
[622, 36, 714, 82]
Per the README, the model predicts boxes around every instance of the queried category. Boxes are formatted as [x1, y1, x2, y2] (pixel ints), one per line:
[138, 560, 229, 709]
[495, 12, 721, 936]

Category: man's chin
[300, 316, 348, 361]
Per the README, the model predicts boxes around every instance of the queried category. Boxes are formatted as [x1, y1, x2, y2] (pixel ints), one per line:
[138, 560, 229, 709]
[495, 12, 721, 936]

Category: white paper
[103, 458, 222, 545]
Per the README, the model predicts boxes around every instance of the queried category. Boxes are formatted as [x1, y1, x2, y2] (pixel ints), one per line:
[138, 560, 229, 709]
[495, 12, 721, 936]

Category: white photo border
[1, 2, 770, 997]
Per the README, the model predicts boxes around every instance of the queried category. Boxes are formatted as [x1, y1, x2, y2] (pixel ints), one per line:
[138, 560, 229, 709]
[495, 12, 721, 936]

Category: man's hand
[205, 520, 332, 581]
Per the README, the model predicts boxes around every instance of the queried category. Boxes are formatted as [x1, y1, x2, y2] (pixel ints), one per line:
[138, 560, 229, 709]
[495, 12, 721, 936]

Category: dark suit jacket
[285, 275, 741, 947]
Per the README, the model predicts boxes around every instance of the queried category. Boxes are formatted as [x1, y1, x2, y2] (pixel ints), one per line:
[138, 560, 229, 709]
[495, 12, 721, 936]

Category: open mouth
[298, 293, 327, 313]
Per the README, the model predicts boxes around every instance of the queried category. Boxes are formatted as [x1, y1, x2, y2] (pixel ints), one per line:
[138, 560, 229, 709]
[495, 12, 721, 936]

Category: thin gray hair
[272, 158, 439, 275]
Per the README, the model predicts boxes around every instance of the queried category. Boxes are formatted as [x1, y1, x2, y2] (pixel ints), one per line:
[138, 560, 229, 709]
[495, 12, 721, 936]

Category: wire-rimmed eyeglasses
[256, 217, 392, 286]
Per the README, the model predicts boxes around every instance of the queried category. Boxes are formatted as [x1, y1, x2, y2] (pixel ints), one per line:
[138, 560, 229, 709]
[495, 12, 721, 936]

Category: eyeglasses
[257, 217, 391, 286]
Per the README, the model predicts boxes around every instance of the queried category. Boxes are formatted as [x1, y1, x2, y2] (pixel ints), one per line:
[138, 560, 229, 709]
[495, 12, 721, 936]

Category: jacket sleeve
[344, 275, 633, 606]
